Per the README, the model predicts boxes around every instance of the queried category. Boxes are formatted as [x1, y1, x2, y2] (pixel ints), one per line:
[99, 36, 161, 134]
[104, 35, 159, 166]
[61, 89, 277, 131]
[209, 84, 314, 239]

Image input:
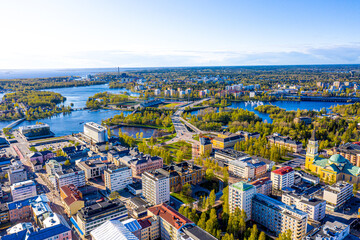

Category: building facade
[104, 165, 132, 192]
[84, 122, 108, 143]
[229, 182, 256, 221]
[55, 169, 86, 191]
[267, 133, 303, 153]
[271, 166, 294, 191]
[7, 164, 27, 185]
[212, 132, 244, 149]
[249, 177, 272, 196]
[76, 159, 107, 180]
[131, 155, 163, 176]
[11, 180, 37, 202]
[142, 171, 170, 205]
[323, 181, 353, 211]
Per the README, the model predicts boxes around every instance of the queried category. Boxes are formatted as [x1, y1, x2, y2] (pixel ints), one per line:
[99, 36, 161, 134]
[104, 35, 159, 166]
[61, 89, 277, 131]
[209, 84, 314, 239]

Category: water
[43, 83, 139, 108]
[113, 126, 156, 138]
[190, 101, 350, 123]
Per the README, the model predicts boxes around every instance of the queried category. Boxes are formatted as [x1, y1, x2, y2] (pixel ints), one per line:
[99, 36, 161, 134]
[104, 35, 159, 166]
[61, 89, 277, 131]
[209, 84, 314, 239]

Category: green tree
[64, 160, 71, 166]
[258, 231, 266, 240]
[109, 191, 120, 200]
[276, 229, 292, 240]
[209, 190, 216, 206]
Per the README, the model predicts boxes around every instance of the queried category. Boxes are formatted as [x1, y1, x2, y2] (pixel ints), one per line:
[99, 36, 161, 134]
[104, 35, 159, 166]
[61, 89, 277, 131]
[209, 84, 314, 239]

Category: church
[305, 129, 360, 184]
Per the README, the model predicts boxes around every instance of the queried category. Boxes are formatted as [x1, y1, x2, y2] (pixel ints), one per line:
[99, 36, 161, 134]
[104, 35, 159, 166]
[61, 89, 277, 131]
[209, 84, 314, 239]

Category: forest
[86, 92, 132, 109]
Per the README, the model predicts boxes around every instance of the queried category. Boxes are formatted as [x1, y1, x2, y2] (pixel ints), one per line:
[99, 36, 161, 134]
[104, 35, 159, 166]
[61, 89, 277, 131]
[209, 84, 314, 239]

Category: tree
[109, 191, 120, 200]
[258, 231, 266, 240]
[205, 168, 214, 180]
[64, 160, 71, 166]
[30, 147, 37, 152]
[223, 167, 229, 184]
[276, 229, 292, 240]
[209, 190, 216, 206]
[181, 183, 192, 197]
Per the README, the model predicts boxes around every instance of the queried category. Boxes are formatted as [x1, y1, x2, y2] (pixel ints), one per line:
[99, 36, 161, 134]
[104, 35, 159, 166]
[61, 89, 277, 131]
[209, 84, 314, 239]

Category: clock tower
[305, 128, 318, 169]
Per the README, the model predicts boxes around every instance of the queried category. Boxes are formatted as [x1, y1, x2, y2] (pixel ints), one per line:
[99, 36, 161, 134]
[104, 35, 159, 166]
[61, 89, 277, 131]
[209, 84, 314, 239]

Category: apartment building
[10, 180, 37, 202]
[229, 182, 256, 221]
[138, 215, 160, 240]
[156, 162, 204, 192]
[0, 203, 9, 225]
[147, 203, 194, 240]
[282, 193, 326, 221]
[46, 159, 62, 176]
[305, 220, 350, 240]
[84, 122, 108, 143]
[55, 169, 86, 191]
[7, 195, 49, 222]
[323, 181, 353, 211]
[76, 159, 107, 180]
[252, 194, 308, 240]
[72, 199, 128, 239]
[142, 171, 170, 205]
[267, 133, 303, 153]
[228, 160, 255, 179]
[199, 137, 212, 156]
[214, 148, 251, 162]
[271, 166, 294, 191]
[60, 184, 84, 217]
[130, 155, 163, 176]
[104, 165, 132, 192]
[335, 142, 360, 167]
[249, 177, 272, 196]
[7, 164, 27, 185]
[212, 132, 244, 149]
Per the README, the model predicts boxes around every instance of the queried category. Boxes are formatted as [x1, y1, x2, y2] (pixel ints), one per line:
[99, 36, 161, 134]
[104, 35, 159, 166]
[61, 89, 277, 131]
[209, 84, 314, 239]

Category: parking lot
[32, 140, 77, 152]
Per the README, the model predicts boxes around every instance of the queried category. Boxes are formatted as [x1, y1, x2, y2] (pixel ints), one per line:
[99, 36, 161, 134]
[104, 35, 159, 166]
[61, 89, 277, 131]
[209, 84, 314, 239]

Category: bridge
[3, 118, 25, 130]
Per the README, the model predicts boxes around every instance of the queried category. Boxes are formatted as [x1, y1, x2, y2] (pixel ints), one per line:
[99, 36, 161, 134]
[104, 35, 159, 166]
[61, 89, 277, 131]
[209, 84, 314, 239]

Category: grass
[192, 134, 199, 141]
[157, 133, 176, 144]
[164, 141, 192, 161]
[171, 192, 195, 204]
[160, 103, 181, 109]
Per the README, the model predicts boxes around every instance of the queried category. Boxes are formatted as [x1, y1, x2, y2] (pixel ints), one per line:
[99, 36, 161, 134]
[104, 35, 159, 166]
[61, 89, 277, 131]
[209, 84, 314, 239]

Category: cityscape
[0, 1, 360, 240]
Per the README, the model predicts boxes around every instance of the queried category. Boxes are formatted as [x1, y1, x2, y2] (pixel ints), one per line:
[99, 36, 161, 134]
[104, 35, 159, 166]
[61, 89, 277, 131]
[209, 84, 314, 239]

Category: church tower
[305, 128, 318, 169]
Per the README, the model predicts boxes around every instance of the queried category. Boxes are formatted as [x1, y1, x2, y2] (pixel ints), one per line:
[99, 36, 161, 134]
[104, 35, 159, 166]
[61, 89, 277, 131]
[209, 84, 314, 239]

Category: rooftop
[272, 166, 293, 175]
[84, 122, 107, 131]
[180, 225, 218, 240]
[78, 199, 126, 220]
[90, 220, 138, 240]
[231, 181, 254, 191]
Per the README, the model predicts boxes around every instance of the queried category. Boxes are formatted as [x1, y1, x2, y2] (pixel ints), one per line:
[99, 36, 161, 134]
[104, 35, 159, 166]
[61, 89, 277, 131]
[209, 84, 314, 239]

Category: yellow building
[305, 129, 360, 184]
[199, 137, 212, 155]
[212, 132, 244, 149]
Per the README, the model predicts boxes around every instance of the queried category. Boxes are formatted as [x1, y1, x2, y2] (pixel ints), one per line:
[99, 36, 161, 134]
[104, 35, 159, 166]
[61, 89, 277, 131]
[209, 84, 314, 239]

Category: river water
[0, 83, 352, 136]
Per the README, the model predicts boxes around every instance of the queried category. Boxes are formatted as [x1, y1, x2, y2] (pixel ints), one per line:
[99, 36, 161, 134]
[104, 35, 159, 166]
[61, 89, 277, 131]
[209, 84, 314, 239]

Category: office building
[252, 194, 308, 240]
[46, 159, 62, 176]
[229, 182, 256, 221]
[76, 159, 107, 180]
[104, 165, 132, 192]
[214, 149, 251, 162]
[305, 220, 351, 240]
[130, 155, 163, 176]
[19, 123, 53, 140]
[142, 171, 170, 205]
[271, 166, 294, 191]
[212, 132, 244, 149]
[199, 137, 212, 156]
[7, 164, 27, 185]
[84, 122, 108, 143]
[267, 133, 302, 153]
[55, 169, 86, 191]
[249, 177, 272, 196]
[60, 184, 84, 217]
[11, 180, 37, 202]
[306, 130, 360, 184]
[228, 160, 255, 179]
[282, 193, 326, 221]
[72, 199, 128, 239]
[335, 142, 360, 167]
[323, 181, 353, 211]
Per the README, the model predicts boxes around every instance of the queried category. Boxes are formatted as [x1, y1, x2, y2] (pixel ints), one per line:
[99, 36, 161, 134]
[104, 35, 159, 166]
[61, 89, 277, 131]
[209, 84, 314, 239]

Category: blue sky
[0, 0, 359, 68]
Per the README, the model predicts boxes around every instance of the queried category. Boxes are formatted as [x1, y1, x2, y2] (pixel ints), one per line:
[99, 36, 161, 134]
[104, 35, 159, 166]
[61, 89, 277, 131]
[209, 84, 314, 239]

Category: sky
[0, 0, 360, 69]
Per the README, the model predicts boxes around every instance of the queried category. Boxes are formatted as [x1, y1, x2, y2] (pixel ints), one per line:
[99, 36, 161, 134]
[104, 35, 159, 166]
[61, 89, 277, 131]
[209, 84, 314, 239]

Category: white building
[7, 164, 27, 185]
[76, 159, 107, 180]
[323, 181, 353, 211]
[46, 160, 62, 176]
[271, 166, 294, 191]
[229, 181, 256, 221]
[55, 169, 86, 191]
[84, 122, 108, 143]
[11, 180, 37, 202]
[154, 89, 161, 96]
[228, 160, 255, 179]
[142, 171, 170, 205]
[305, 220, 350, 240]
[104, 165, 132, 192]
[282, 193, 326, 221]
[91, 219, 138, 240]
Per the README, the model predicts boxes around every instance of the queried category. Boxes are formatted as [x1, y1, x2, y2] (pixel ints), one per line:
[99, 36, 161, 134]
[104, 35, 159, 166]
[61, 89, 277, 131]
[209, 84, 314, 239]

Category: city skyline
[1, 0, 360, 69]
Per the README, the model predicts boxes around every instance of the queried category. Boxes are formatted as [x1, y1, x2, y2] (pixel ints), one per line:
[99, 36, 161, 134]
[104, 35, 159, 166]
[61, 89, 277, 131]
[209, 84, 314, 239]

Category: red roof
[148, 203, 193, 229]
[272, 166, 293, 175]
[138, 216, 152, 229]
[250, 177, 271, 186]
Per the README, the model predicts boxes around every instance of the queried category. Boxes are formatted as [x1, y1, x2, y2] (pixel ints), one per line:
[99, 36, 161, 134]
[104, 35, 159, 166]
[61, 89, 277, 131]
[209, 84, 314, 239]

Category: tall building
[104, 165, 132, 192]
[323, 181, 353, 211]
[229, 181, 256, 221]
[142, 171, 170, 205]
[72, 199, 128, 239]
[7, 164, 27, 185]
[199, 137, 212, 156]
[282, 193, 326, 221]
[271, 166, 294, 191]
[10, 180, 37, 202]
[84, 122, 108, 143]
[55, 169, 86, 191]
[249, 177, 272, 196]
[252, 194, 308, 240]
[305, 130, 360, 184]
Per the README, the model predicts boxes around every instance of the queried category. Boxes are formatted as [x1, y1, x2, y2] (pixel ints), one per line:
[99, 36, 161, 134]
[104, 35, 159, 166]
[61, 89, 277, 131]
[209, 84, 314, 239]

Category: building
[142, 171, 170, 205]
[7, 164, 27, 185]
[294, 170, 320, 185]
[267, 133, 303, 153]
[212, 132, 244, 149]
[249, 177, 272, 196]
[229, 182, 256, 221]
[156, 162, 204, 192]
[137, 215, 160, 240]
[228, 160, 255, 179]
[282, 193, 326, 221]
[323, 181, 353, 211]
[11, 180, 37, 202]
[127, 197, 150, 219]
[199, 137, 212, 156]
[90, 219, 138, 240]
[237, 131, 260, 141]
[130, 155, 163, 176]
[147, 203, 194, 240]
[19, 123, 53, 140]
[46, 159, 62, 176]
[214, 148, 251, 162]
[0, 203, 9, 225]
[179, 225, 218, 240]
[335, 142, 360, 167]
[127, 182, 142, 196]
[271, 166, 294, 191]
[7, 195, 49, 222]
[104, 165, 132, 192]
[305, 130, 360, 184]
[305, 220, 351, 240]
[71, 199, 128, 239]
[252, 194, 308, 240]
[84, 122, 108, 143]
[60, 184, 84, 217]
[55, 169, 86, 191]
[76, 159, 107, 180]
